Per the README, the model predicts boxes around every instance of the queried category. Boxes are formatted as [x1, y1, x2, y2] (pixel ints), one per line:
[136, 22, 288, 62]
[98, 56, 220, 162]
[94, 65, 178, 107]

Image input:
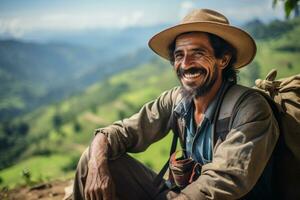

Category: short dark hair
[168, 32, 238, 83]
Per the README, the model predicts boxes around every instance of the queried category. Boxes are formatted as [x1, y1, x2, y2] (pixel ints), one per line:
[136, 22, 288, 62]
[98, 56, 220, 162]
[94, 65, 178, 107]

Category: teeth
[184, 72, 201, 79]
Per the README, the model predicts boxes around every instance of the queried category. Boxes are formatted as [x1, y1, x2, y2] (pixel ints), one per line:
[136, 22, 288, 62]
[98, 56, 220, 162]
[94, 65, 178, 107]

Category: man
[73, 9, 279, 200]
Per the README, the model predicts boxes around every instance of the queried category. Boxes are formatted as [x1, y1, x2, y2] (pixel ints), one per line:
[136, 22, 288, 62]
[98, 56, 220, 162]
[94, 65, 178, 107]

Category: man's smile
[178, 67, 207, 82]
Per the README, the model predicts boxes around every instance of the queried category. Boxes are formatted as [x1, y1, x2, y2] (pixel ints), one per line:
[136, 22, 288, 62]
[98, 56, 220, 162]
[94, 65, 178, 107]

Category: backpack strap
[214, 85, 253, 143]
[153, 131, 178, 186]
[153, 88, 183, 186]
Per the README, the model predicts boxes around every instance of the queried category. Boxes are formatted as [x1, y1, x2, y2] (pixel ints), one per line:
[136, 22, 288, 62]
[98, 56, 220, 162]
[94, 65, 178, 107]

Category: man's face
[173, 32, 223, 97]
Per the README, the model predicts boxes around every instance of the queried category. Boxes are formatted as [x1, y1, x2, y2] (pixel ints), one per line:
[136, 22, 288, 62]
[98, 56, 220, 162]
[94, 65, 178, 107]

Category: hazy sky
[0, 0, 285, 38]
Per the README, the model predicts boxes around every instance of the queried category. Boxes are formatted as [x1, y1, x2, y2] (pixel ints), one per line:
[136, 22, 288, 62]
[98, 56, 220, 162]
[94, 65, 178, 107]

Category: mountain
[0, 40, 99, 120]
[22, 24, 170, 55]
[243, 17, 300, 40]
[0, 39, 154, 122]
[0, 24, 169, 122]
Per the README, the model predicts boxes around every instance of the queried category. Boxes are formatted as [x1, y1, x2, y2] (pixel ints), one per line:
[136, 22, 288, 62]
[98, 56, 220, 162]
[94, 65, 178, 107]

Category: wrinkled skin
[84, 134, 116, 200]
[173, 32, 227, 98]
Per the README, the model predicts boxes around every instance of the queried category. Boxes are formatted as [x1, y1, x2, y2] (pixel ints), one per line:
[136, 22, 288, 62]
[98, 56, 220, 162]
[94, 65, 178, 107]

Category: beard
[176, 64, 219, 98]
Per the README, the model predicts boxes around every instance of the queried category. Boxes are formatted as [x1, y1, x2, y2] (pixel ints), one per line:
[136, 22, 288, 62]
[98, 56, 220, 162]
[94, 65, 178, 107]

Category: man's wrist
[88, 157, 108, 169]
[90, 132, 109, 161]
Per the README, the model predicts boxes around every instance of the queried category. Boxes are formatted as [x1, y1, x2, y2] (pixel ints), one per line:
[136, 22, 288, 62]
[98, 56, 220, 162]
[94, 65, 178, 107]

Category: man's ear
[219, 53, 232, 69]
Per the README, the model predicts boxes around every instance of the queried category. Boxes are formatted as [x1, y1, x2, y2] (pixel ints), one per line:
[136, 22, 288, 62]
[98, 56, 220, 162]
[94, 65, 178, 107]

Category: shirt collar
[174, 80, 229, 122]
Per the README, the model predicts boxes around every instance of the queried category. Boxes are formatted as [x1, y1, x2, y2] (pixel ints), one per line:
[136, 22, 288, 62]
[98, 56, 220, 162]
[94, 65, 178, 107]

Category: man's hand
[171, 193, 189, 200]
[166, 191, 189, 200]
[84, 134, 116, 200]
[162, 191, 189, 200]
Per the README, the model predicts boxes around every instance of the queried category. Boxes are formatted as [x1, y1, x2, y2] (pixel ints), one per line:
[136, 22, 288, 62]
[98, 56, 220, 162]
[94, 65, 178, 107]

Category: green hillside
[239, 17, 300, 86]
[0, 17, 299, 188]
[0, 58, 179, 187]
[0, 40, 153, 122]
[0, 40, 101, 122]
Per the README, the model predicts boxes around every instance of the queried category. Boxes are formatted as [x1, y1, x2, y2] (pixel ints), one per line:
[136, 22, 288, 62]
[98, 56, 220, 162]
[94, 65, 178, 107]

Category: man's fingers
[90, 192, 95, 200]
[102, 179, 116, 200]
[84, 164, 114, 200]
[84, 187, 90, 200]
[101, 184, 109, 200]
[101, 180, 111, 200]
[84, 187, 100, 200]
[85, 190, 91, 200]
[95, 186, 102, 200]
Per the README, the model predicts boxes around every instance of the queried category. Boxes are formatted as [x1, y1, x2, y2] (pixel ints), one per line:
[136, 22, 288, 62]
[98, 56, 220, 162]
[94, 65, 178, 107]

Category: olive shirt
[94, 84, 279, 200]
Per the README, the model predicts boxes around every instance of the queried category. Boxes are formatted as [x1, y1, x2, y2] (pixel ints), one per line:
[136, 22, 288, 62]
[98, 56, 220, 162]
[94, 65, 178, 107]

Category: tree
[273, 0, 300, 18]
[17, 122, 29, 135]
[73, 120, 82, 133]
[52, 113, 63, 131]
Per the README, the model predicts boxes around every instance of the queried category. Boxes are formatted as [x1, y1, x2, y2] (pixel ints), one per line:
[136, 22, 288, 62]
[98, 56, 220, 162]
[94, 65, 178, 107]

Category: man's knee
[73, 148, 90, 200]
[76, 148, 90, 177]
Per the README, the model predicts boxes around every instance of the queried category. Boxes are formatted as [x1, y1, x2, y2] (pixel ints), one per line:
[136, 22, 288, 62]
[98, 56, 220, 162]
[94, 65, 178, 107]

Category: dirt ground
[0, 179, 73, 200]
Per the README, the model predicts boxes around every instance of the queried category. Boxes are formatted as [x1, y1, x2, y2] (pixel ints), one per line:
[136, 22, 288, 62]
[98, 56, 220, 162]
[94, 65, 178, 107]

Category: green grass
[0, 154, 75, 188]
[131, 133, 173, 172]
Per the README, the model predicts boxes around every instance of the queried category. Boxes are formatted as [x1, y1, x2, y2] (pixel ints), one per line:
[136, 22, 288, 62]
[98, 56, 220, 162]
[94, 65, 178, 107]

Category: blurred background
[0, 0, 299, 192]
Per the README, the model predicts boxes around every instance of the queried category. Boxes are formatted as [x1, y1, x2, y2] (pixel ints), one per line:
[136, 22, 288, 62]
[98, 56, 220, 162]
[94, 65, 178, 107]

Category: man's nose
[181, 55, 193, 69]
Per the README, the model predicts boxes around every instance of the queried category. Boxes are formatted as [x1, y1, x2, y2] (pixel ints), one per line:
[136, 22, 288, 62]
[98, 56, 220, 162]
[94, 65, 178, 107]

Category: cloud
[119, 11, 144, 28]
[0, 18, 25, 38]
[0, 10, 145, 38]
[222, 1, 285, 22]
[179, 1, 196, 19]
[0, 0, 285, 39]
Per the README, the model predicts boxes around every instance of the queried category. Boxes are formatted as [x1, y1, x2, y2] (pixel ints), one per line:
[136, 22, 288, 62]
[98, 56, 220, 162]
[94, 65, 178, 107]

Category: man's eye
[174, 54, 183, 59]
[195, 51, 204, 56]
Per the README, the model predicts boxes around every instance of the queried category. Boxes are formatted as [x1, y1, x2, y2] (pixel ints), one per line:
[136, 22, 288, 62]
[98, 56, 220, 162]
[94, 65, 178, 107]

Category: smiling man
[73, 9, 279, 200]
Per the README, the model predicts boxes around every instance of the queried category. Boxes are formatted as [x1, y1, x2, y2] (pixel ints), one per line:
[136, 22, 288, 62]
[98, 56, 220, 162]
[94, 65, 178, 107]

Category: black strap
[214, 85, 255, 142]
[153, 132, 178, 186]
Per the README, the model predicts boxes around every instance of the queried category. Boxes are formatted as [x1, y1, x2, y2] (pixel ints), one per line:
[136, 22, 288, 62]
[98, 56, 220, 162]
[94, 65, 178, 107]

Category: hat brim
[148, 22, 256, 69]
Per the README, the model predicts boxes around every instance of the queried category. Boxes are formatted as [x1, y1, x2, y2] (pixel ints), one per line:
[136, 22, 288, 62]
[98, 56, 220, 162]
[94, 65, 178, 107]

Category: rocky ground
[0, 179, 73, 200]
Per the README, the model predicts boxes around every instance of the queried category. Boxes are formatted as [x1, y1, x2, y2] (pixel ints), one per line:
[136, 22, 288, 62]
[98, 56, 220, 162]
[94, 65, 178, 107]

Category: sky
[0, 0, 285, 39]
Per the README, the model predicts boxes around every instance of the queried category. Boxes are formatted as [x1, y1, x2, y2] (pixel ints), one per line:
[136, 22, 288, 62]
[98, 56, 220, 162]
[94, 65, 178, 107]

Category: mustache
[176, 66, 207, 77]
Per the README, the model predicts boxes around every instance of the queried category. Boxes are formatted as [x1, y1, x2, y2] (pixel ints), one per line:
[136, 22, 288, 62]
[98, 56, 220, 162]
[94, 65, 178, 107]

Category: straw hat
[148, 9, 256, 69]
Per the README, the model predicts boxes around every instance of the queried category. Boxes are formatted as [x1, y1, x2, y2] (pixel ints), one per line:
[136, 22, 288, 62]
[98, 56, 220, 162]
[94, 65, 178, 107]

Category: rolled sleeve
[94, 87, 181, 160]
[182, 92, 279, 200]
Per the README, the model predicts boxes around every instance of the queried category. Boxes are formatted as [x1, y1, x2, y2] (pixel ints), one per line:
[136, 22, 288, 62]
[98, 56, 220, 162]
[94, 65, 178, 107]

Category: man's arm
[84, 87, 182, 199]
[94, 86, 182, 159]
[181, 92, 279, 200]
[84, 133, 116, 200]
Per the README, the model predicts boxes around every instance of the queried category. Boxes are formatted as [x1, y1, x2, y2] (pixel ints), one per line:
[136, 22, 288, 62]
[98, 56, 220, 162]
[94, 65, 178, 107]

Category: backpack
[253, 69, 300, 199]
[219, 69, 300, 199]
[155, 69, 300, 199]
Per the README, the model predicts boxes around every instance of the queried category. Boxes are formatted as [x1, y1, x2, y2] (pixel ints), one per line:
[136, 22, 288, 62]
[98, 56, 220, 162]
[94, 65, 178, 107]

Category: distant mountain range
[15, 24, 170, 52]
[1, 18, 299, 122]
[0, 39, 153, 122]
